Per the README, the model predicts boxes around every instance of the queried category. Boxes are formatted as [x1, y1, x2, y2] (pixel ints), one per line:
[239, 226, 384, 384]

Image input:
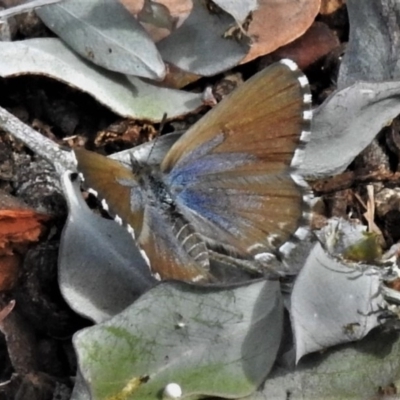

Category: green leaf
[74, 280, 283, 399]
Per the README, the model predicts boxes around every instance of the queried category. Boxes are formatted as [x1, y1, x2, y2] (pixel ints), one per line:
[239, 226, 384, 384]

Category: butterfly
[74, 59, 312, 283]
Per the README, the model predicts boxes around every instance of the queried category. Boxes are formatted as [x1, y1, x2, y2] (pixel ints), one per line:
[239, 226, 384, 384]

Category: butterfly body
[74, 59, 312, 283]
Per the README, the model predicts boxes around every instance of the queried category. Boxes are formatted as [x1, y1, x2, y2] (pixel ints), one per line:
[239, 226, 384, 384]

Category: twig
[0, 106, 75, 173]
[311, 169, 400, 195]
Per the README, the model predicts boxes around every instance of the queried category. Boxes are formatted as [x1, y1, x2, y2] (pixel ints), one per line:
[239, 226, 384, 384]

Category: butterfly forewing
[161, 61, 310, 172]
[161, 60, 311, 258]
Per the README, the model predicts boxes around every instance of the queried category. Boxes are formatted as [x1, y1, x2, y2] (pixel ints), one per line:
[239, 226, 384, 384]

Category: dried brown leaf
[261, 21, 340, 70]
[0, 192, 49, 256]
[161, 62, 200, 88]
[242, 0, 321, 63]
[121, 0, 192, 42]
[320, 0, 345, 15]
[0, 210, 49, 256]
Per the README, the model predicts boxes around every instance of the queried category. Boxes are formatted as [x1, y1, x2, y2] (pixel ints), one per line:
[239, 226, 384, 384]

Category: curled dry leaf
[0, 191, 49, 291]
[0, 209, 49, 256]
[261, 22, 340, 70]
[241, 0, 321, 63]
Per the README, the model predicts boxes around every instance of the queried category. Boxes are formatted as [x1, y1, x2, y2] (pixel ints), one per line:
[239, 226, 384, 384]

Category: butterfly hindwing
[137, 207, 211, 282]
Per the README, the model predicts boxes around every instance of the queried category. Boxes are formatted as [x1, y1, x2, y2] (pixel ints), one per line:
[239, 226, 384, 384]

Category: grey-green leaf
[59, 172, 156, 323]
[74, 279, 283, 399]
[338, 0, 400, 88]
[158, 0, 249, 76]
[291, 242, 384, 362]
[0, 38, 202, 121]
[256, 329, 400, 399]
[36, 0, 165, 80]
[300, 81, 400, 178]
[70, 369, 91, 400]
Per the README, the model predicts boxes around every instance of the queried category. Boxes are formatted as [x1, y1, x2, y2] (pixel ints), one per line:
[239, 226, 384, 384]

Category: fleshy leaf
[258, 329, 400, 399]
[74, 279, 283, 399]
[0, 38, 202, 121]
[300, 81, 400, 178]
[338, 0, 400, 88]
[37, 0, 166, 80]
[291, 241, 384, 362]
[70, 369, 91, 400]
[158, 0, 249, 76]
[59, 172, 156, 323]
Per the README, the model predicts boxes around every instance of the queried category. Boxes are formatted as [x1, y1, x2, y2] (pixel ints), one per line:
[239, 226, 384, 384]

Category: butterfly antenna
[147, 112, 168, 164]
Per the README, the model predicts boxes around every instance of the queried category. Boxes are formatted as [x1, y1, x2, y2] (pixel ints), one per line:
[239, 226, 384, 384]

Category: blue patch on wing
[166, 133, 255, 188]
[164, 134, 258, 233]
[167, 152, 254, 189]
[176, 187, 234, 232]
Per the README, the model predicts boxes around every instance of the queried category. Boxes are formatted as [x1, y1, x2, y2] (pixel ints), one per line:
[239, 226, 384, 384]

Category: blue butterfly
[74, 59, 312, 283]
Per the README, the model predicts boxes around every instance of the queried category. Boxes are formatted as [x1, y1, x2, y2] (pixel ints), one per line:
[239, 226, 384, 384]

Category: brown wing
[137, 206, 212, 282]
[74, 149, 144, 234]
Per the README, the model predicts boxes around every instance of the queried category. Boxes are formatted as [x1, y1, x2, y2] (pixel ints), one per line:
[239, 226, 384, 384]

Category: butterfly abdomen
[169, 210, 210, 270]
